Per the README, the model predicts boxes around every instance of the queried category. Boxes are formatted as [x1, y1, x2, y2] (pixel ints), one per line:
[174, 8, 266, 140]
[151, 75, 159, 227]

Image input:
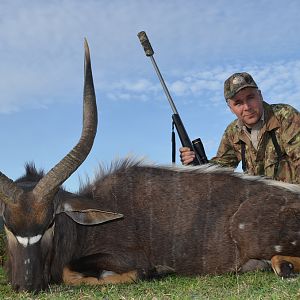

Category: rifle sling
[172, 121, 176, 164]
[240, 129, 283, 178]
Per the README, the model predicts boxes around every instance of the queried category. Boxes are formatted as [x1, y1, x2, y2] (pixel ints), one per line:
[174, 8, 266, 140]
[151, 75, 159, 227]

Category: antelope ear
[64, 209, 123, 225]
[56, 195, 123, 225]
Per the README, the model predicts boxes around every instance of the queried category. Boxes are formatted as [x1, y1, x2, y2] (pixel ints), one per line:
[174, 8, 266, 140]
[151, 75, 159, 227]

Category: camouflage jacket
[211, 102, 300, 184]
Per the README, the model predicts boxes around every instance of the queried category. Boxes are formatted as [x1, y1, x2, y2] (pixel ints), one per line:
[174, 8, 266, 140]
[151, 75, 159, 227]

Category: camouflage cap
[224, 72, 258, 100]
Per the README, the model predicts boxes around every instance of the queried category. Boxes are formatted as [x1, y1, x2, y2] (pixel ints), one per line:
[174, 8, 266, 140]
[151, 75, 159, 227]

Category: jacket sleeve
[210, 127, 240, 169]
[281, 105, 300, 181]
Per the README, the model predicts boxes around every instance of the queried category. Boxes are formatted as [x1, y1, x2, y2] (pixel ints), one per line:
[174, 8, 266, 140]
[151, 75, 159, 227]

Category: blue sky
[1, 0, 300, 191]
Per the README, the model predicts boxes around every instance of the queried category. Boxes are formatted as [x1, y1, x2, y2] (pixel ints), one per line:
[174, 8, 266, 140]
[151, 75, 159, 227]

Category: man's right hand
[179, 147, 195, 165]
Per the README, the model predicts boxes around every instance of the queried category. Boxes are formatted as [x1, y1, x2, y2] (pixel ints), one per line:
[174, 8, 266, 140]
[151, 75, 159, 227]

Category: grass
[0, 268, 299, 300]
[0, 232, 299, 299]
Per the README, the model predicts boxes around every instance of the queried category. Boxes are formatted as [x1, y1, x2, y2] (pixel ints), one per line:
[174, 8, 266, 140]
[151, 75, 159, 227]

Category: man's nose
[243, 102, 251, 110]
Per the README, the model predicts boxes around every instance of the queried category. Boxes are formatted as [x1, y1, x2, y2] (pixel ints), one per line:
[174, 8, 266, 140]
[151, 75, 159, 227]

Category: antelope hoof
[278, 261, 294, 278]
[270, 255, 300, 278]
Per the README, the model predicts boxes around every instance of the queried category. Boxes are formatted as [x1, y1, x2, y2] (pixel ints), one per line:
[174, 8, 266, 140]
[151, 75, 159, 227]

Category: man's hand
[179, 147, 195, 165]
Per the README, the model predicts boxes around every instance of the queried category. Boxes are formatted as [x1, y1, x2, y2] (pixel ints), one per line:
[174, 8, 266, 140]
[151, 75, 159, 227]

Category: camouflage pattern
[211, 102, 300, 184]
[224, 72, 258, 100]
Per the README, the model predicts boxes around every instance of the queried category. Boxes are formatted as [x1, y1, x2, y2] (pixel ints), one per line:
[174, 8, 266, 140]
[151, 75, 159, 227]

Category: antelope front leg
[271, 255, 300, 278]
[62, 266, 138, 285]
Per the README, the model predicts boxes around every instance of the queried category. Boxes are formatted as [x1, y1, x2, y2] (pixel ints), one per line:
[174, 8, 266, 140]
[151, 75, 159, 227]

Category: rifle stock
[172, 114, 208, 165]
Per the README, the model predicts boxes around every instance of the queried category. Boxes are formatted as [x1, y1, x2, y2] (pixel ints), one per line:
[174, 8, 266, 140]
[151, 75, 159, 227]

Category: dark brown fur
[19, 159, 297, 283]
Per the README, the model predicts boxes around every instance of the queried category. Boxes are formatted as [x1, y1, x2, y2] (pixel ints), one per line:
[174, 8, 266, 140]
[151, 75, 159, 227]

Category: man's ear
[0, 201, 4, 217]
[56, 195, 123, 225]
[226, 99, 235, 114]
[257, 89, 263, 100]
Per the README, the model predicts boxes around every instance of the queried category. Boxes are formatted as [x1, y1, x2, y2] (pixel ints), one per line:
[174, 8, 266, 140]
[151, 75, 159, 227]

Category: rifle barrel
[149, 56, 178, 115]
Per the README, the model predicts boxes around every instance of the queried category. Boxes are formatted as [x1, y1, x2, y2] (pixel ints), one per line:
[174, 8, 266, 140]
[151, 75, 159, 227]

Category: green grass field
[0, 232, 299, 299]
[0, 267, 299, 300]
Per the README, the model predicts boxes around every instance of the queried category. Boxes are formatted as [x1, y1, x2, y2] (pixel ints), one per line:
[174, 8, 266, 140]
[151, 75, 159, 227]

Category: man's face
[227, 87, 264, 127]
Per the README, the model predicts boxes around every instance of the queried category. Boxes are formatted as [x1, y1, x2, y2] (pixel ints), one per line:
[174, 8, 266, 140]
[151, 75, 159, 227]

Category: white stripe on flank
[239, 223, 246, 229]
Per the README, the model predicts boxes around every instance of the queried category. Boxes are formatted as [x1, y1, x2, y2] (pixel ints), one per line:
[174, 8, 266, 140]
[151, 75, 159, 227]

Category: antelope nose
[13, 282, 43, 293]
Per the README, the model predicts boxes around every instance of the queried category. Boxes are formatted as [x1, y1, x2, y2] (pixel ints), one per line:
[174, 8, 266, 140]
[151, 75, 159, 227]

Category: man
[180, 72, 300, 184]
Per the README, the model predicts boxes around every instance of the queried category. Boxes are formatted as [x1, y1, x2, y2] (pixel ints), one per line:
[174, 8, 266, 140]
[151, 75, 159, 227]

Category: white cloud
[251, 61, 300, 109]
[170, 81, 188, 96]
[0, 1, 300, 113]
[102, 61, 300, 110]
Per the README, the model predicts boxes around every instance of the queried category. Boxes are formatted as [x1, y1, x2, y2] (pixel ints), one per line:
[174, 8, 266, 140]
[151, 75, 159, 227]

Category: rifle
[137, 31, 208, 165]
